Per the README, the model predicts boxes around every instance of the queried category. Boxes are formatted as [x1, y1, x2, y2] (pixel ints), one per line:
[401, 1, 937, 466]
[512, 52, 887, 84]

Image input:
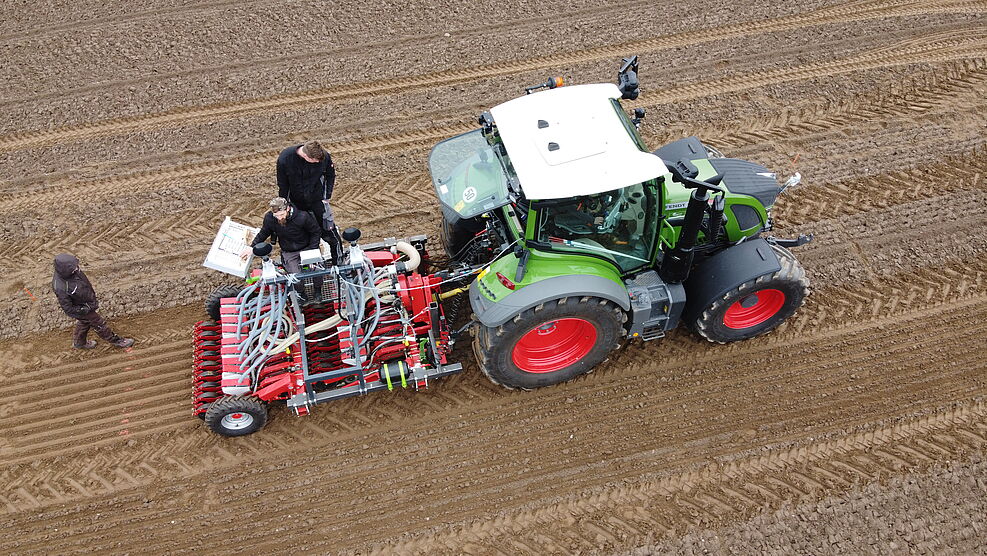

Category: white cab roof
[490, 83, 666, 200]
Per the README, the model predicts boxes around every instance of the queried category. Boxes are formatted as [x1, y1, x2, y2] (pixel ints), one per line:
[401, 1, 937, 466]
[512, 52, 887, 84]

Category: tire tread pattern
[204, 284, 244, 321]
[204, 395, 268, 437]
[695, 243, 810, 343]
[473, 296, 625, 390]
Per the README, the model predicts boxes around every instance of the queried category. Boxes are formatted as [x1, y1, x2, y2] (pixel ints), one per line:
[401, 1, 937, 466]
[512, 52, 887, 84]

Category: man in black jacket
[276, 140, 343, 263]
[52, 254, 135, 349]
[244, 197, 322, 274]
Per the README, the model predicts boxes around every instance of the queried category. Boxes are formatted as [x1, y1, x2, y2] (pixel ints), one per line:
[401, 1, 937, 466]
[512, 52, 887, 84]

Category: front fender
[682, 238, 781, 324]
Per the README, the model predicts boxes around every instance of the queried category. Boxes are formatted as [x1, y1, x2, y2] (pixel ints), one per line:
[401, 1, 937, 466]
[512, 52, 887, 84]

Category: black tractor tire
[204, 285, 244, 321]
[693, 244, 809, 343]
[473, 296, 625, 390]
[204, 395, 268, 437]
[438, 216, 457, 258]
[439, 210, 486, 263]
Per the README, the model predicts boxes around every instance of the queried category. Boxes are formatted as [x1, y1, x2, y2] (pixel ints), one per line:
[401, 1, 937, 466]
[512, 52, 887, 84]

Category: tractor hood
[429, 129, 512, 219]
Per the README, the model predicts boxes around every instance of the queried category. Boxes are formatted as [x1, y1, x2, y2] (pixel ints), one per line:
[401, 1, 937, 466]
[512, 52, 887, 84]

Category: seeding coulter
[193, 231, 467, 436]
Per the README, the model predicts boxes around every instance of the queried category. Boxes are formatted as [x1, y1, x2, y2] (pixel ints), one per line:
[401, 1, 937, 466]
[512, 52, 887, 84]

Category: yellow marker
[384, 363, 394, 391]
[439, 287, 466, 300]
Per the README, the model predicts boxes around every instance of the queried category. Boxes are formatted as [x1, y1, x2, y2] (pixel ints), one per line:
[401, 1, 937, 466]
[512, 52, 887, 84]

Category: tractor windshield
[429, 130, 512, 219]
[533, 181, 659, 273]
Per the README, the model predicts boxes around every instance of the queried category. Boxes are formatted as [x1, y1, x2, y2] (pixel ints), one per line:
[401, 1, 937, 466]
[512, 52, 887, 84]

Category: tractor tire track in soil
[636, 452, 987, 554]
[3, 32, 985, 216]
[1, 0, 985, 552]
[4, 143, 987, 341]
[1, 0, 984, 154]
[4, 129, 983, 277]
[1, 299, 985, 552]
[0, 228, 985, 519]
[691, 57, 987, 162]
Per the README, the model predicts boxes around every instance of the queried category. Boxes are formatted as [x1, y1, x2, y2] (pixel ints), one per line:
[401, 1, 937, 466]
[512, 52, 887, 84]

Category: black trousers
[323, 225, 343, 265]
[282, 250, 326, 302]
[304, 204, 343, 265]
[73, 311, 120, 345]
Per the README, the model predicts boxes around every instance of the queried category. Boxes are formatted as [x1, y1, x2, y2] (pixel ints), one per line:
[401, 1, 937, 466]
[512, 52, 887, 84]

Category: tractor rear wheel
[204, 395, 268, 437]
[474, 296, 625, 390]
[205, 285, 244, 321]
[694, 244, 809, 343]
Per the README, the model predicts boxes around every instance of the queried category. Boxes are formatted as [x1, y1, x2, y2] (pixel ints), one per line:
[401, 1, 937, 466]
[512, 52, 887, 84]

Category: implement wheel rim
[221, 412, 254, 430]
[511, 318, 597, 373]
[723, 289, 785, 329]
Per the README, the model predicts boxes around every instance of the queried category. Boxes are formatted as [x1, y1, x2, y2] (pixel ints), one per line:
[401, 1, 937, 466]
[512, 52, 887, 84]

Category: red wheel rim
[511, 318, 597, 373]
[723, 289, 785, 329]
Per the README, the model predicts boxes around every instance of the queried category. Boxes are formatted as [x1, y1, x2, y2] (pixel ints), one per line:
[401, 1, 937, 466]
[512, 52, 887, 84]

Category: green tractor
[430, 57, 810, 390]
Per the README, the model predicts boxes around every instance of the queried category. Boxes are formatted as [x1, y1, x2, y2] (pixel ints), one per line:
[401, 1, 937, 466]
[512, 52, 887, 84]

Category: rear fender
[470, 274, 630, 327]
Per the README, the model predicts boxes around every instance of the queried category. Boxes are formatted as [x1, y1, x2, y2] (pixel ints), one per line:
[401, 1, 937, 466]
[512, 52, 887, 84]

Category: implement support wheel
[204, 396, 268, 437]
[205, 284, 245, 321]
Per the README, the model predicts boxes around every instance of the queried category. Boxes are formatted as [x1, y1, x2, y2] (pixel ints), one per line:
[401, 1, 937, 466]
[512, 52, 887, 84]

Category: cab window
[533, 183, 658, 273]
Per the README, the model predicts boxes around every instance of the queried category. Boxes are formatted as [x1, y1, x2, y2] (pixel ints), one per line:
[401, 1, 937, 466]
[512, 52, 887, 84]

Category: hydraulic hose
[232, 241, 420, 382]
[270, 314, 343, 354]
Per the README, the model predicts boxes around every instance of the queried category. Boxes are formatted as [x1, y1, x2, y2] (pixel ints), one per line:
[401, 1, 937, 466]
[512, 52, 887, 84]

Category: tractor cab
[430, 82, 667, 274]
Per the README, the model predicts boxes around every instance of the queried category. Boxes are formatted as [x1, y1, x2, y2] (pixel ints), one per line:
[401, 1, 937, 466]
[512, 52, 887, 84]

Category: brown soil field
[1, 0, 986, 553]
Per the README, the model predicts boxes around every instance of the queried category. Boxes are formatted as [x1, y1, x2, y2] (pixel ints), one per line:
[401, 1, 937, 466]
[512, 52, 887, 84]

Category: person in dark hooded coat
[276, 140, 343, 264]
[52, 254, 134, 349]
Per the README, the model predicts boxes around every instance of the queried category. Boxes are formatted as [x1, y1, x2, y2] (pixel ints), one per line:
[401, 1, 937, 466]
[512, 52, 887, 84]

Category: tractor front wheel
[204, 396, 268, 437]
[694, 244, 809, 343]
[474, 296, 625, 390]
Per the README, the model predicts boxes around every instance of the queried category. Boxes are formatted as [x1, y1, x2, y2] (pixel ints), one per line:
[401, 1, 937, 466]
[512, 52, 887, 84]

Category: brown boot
[112, 337, 135, 348]
[73, 340, 98, 349]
